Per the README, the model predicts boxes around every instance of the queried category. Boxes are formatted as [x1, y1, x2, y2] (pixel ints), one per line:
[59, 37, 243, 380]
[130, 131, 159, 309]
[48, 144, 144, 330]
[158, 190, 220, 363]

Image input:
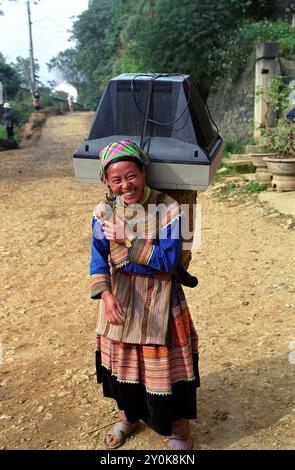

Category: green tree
[47, 49, 85, 89]
[49, 0, 118, 107]
[126, 0, 280, 93]
[48, 0, 282, 105]
[212, 19, 295, 82]
[14, 56, 41, 91]
[0, 53, 21, 99]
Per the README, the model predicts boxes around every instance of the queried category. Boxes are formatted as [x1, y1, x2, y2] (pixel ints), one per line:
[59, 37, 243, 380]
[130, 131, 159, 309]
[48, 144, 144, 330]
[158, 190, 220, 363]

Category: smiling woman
[106, 160, 146, 205]
[90, 140, 200, 450]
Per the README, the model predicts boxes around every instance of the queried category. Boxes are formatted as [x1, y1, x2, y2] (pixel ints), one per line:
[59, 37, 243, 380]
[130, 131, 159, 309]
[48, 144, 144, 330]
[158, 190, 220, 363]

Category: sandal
[168, 435, 193, 450]
[104, 420, 139, 449]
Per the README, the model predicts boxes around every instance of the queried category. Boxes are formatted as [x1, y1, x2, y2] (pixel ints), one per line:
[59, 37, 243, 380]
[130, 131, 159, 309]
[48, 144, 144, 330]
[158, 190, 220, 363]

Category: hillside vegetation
[1, 1, 295, 113]
[48, 0, 295, 107]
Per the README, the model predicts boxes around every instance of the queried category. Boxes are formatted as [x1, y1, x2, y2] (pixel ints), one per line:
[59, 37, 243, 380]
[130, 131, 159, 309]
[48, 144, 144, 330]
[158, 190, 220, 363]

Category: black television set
[73, 73, 223, 190]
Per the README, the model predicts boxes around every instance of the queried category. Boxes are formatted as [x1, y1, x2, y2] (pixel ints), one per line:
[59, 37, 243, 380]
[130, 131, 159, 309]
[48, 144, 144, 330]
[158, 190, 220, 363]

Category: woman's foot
[104, 412, 139, 449]
[168, 435, 193, 450]
[168, 419, 193, 450]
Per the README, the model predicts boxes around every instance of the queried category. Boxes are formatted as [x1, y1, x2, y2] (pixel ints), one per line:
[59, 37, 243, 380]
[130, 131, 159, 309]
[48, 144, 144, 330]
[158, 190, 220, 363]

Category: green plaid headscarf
[99, 140, 149, 183]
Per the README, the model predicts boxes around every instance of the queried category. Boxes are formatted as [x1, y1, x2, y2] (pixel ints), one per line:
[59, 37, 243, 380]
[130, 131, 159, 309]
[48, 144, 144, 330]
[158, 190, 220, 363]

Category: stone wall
[207, 53, 295, 144]
[280, 57, 295, 82]
[207, 56, 255, 143]
[277, 1, 292, 15]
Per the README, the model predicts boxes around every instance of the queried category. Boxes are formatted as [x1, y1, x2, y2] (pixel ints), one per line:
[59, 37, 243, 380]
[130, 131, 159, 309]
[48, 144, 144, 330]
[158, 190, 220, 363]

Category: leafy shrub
[255, 76, 290, 128]
[221, 181, 239, 192]
[266, 119, 295, 158]
[223, 138, 245, 156]
[0, 126, 7, 140]
[216, 20, 295, 81]
[243, 181, 268, 192]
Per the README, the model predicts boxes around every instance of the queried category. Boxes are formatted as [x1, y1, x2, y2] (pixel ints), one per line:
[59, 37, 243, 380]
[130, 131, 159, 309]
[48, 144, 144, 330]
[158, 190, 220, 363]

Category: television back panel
[73, 73, 223, 190]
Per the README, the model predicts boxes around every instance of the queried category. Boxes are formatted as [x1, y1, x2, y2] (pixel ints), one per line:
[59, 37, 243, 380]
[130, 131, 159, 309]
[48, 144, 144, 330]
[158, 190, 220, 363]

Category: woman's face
[107, 161, 145, 205]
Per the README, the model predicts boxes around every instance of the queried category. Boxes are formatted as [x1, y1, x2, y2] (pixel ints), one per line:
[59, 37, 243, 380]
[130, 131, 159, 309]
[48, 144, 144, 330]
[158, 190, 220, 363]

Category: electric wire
[2, 35, 74, 58]
[131, 73, 191, 128]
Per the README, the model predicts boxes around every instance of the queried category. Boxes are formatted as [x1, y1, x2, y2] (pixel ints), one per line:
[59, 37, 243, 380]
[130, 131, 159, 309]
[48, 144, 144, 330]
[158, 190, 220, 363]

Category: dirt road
[0, 112, 295, 450]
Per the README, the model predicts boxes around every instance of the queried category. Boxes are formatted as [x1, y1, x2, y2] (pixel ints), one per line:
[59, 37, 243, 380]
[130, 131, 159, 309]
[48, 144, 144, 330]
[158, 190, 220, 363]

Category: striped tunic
[96, 279, 198, 395]
[90, 188, 199, 432]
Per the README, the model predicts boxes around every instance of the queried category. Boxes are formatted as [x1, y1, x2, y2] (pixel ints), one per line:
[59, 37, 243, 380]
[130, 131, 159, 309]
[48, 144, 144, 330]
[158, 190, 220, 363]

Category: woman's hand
[101, 291, 125, 325]
[94, 201, 107, 221]
[102, 215, 133, 244]
[102, 219, 124, 243]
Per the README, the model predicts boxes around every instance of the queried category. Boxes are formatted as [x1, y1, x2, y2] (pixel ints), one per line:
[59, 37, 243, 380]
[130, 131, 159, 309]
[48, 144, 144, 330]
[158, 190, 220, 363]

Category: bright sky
[0, 0, 89, 86]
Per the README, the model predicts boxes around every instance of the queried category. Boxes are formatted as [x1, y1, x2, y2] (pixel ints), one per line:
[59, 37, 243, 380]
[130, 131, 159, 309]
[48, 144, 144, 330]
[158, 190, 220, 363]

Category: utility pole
[26, 0, 35, 93]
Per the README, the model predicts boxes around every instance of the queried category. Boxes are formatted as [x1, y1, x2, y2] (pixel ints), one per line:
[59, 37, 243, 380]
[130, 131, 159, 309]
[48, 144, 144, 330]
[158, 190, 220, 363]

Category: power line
[33, 22, 70, 34]
[3, 35, 74, 58]
[0, 0, 26, 8]
[5, 37, 75, 57]
[0, 15, 76, 33]
[1, 0, 86, 78]
[1, 19, 76, 56]
[0, 22, 28, 33]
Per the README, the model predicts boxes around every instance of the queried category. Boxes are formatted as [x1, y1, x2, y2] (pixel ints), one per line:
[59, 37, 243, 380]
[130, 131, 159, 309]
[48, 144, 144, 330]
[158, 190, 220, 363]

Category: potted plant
[252, 76, 290, 185]
[263, 118, 295, 191]
[251, 76, 287, 183]
[250, 132, 276, 183]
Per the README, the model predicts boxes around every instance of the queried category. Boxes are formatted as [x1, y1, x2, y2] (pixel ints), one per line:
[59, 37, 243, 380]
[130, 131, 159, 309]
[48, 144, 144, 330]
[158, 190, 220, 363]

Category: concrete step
[222, 158, 255, 173]
[226, 153, 252, 161]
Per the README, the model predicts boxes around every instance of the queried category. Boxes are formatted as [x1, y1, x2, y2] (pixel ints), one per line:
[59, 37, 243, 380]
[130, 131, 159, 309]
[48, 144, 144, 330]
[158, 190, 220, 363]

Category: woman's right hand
[101, 291, 125, 325]
[94, 201, 107, 221]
